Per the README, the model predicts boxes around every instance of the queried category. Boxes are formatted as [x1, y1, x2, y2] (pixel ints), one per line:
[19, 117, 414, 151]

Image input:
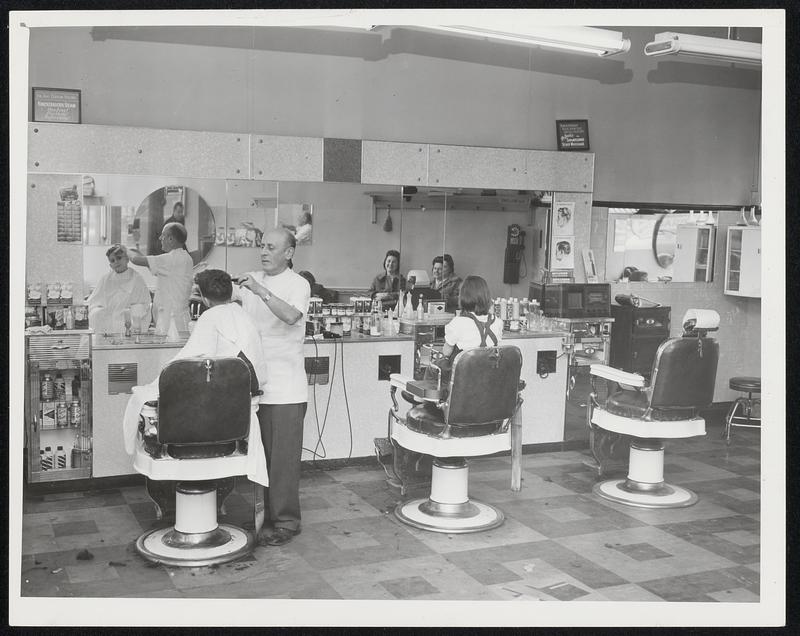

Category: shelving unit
[674, 224, 716, 283]
[725, 225, 761, 298]
[25, 333, 93, 482]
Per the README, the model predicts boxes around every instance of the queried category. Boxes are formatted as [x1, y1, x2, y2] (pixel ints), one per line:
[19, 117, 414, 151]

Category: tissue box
[40, 402, 57, 429]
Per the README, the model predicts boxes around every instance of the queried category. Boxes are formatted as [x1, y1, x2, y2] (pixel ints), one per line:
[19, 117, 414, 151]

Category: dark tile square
[639, 566, 760, 602]
[611, 542, 672, 561]
[52, 519, 99, 537]
[300, 495, 332, 511]
[538, 581, 589, 601]
[380, 575, 439, 599]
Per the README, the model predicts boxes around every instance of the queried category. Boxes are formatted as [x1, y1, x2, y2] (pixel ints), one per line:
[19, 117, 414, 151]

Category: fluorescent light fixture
[381, 25, 631, 57]
[644, 31, 761, 67]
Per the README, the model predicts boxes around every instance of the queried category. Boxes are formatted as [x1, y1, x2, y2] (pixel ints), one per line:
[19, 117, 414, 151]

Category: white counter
[88, 331, 568, 477]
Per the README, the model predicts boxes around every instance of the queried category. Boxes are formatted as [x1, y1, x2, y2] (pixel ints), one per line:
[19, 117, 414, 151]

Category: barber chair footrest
[394, 498, 504, 534]
[135, 523, 254, 567]
[593, 478, 698, 509]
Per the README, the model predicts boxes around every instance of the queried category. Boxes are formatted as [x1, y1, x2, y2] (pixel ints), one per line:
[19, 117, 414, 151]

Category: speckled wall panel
[428, 145, 528, 190]
[26, 174, 84, 297]
[251, 134, 323, 182]
[526, 150, 594, 193]
[28, 123, 249, 179]
[323, 138, 362, 183]
[361, 140, 428, 186]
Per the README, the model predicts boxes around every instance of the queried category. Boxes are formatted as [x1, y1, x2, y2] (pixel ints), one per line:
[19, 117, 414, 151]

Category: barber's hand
[236, 274, 266, 297]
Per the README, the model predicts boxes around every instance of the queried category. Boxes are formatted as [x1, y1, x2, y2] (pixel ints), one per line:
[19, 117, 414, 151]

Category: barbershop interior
[12, 14, 781, 621]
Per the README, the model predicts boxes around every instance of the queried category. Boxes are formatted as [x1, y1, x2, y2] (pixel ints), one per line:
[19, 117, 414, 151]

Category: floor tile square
[639, 566, 759, 602]
[538, 581, 590, 601]
[327, 530, 382, 550]
[539, 505, 591, 523]
[707, 587, 760, 602]
[555, 526, 737, 584]
[52, 520, 99, 537]
[713, 529, 760, 547]
[379, 574, 439, 599]
[610, 542, 672, 561]
[64, 562, 121, 584]
[720, 487, 760, 502]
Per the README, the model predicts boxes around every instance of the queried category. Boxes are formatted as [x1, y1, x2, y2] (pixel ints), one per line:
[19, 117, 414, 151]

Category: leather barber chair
[133, 357, 257, 567]
[587, 309, 720, 508]
[388, 345, 523, 533]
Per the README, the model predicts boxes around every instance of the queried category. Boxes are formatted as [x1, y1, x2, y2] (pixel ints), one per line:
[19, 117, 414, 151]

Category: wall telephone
[503, 223, 526, 284]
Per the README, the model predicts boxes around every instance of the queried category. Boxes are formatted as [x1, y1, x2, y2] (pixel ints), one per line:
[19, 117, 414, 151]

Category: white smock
[87, 268, 151, 333]
[146, 248, 194, 333]
[237, 269, 310, 404]
[122, 302, 269, 486]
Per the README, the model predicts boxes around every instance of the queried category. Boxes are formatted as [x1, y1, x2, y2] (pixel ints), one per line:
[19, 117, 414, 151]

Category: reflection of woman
[368, 250, 406, 309]
[87, 245, 152, 333]
[433, 254, 462, 313]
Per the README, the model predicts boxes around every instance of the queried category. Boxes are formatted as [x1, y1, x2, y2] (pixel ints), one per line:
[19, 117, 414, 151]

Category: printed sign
[32, 87, 82, 124]
[556, 119, 590, 151]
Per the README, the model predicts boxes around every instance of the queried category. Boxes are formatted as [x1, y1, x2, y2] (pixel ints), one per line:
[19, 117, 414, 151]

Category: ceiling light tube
[400, 25, 631, 57]
[644, 31, 761, 66]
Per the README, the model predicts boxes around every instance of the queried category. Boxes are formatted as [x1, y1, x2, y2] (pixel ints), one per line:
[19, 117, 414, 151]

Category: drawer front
[631, 309, 670, 335]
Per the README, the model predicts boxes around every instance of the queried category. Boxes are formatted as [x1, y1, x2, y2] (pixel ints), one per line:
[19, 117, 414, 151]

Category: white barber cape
[122, 302, 269, 486]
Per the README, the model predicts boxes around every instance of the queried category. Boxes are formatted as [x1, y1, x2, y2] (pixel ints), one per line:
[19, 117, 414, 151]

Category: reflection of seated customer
[122, 269, 269, 484]
[297, 271, 337, 304]
[87, 244, 152, 334]
[432, 254, 462, 314]
[368, 249, 406, 310]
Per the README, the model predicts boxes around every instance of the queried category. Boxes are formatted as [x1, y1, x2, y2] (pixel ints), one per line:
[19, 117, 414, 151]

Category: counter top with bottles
[91, 333, 188, 350]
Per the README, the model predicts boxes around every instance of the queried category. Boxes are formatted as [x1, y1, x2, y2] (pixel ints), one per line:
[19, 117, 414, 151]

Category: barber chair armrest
[390, 373, 413, 391]
[589, 364, 646, 388]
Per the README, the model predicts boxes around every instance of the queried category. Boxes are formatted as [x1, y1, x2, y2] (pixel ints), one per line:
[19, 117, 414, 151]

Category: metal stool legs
[725, 391, 761, 443]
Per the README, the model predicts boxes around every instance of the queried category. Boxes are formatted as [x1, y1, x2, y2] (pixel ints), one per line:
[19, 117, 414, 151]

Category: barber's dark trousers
[257, 403, 306, 533]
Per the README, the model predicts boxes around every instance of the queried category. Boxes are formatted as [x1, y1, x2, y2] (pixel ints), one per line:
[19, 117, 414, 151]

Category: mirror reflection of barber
[128, 222, 194, 333]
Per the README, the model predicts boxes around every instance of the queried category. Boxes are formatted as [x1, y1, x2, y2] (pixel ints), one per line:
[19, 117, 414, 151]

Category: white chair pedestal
[136, 480, 254, 567]
[593, 439, 699, 509]
[394, 458, 505, 533]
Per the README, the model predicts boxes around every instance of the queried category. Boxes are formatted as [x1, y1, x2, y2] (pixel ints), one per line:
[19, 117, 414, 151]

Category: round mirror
[129, 186, 216, 265]
[651, 212, 676, 269]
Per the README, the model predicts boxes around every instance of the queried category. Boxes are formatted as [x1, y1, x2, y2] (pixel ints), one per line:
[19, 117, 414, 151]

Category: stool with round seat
[725, 376, 761, 443]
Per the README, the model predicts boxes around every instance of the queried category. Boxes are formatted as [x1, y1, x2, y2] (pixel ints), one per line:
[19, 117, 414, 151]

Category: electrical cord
[302, 336, 327, 461]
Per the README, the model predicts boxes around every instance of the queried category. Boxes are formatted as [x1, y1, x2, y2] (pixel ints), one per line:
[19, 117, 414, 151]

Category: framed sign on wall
[556, 119, 590, 151]
[32, 87, 82, 124]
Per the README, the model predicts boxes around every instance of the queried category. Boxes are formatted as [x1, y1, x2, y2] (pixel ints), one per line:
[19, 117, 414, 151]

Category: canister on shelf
[56, 401, 68, 428]
[40, 373, 55, 400]
[69, 400, 81, 426]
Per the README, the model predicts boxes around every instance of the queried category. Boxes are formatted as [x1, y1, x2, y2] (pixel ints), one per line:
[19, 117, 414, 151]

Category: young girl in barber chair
[421, 275, 503, 393]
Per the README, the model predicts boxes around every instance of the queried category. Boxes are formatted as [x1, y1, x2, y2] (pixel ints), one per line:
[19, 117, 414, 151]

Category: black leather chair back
[648, 337, 719, 411]
[157, 357, 251, 458]
[446, 346, 522, 426]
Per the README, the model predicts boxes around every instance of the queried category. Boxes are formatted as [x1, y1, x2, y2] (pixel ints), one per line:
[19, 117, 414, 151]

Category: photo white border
[8, 8, 786, 628]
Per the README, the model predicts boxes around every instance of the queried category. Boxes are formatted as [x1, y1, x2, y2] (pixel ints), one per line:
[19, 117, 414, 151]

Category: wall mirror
[595, 207, 718, 284]
[82, 175, 226, 293]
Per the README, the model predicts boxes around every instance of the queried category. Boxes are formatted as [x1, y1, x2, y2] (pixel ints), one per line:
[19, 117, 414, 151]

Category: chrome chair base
[136, 523, 254, 567]
[395, 498, 505, 533]
[593, 478, 698, 509]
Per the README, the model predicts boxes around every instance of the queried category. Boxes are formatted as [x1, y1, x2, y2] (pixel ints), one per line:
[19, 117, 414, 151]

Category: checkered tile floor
[20, 424, 760, 601]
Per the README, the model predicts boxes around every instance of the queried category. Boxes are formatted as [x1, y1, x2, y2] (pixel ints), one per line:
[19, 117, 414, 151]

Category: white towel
[122, 386, 269, 487]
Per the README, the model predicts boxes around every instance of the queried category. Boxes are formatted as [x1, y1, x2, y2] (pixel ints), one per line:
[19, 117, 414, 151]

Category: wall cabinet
[673, 224, 716, 283]
[725, 226, 761, 298]
[25, 333, 93, 482]
[609, 305, 671, 377]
